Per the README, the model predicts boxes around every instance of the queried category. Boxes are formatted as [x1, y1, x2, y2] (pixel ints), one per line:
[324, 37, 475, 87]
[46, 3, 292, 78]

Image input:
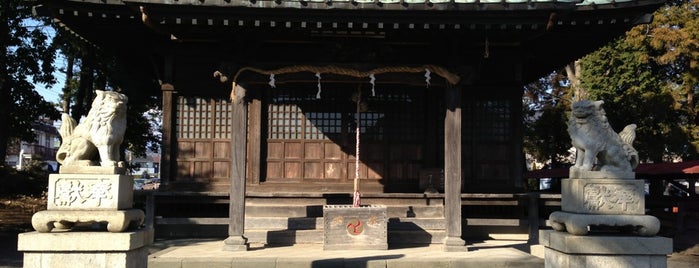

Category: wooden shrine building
[37, 0, 664, 248]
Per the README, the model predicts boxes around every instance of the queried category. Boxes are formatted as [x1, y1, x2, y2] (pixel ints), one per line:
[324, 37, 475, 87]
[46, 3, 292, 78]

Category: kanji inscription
[52, 178, 115, 208]
[583, 183, 641, 213]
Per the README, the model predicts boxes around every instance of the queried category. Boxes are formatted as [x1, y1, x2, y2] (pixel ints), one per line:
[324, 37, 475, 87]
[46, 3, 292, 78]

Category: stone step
[245, 217, 324, 230]
[155, 217, 524, 230]
[244, 229, 447, 245]
[388, 218, 445, 230]
[242, 217, 446, 231]
[245, 193, 445, 206]
[245, 229, 323, 245]
[245, 204, 444, 218]
[389, 230, 446, 244]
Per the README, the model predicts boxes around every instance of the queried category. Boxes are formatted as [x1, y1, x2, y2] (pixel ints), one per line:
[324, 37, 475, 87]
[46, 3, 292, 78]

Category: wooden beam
[224, 84, 249, 251]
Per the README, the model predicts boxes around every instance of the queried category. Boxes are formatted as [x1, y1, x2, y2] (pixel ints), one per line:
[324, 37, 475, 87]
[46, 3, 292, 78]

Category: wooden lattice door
[174, 96, 232, 187]
[265, 86, 425, 184]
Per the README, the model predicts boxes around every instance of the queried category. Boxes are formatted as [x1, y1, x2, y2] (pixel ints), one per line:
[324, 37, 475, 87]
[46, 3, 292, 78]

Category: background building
[5, 118, 60, 172]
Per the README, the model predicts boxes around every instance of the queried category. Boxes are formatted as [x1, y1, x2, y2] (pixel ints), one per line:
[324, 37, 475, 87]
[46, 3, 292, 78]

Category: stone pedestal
[17, 228, 153, 268]
[47, 173, 134, 211]
[31, 173, 144, 233]
[540, 230, 672, 268]
[550, 178, 659, 236]
[32, 209, 144, 233]
[561, 178, 644, 214]
[323, 205, 388, 250]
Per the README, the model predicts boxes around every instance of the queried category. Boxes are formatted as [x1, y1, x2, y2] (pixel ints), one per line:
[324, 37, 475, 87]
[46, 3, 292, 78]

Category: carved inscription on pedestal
[53, 178, 115, 208]
[47, 174, 133, 210]
[583, 183, 641, 213]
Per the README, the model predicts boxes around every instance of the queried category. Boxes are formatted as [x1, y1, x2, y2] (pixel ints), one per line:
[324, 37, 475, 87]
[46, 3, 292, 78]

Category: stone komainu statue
[568, 100, 639, 174]
[56, 90, 128, 167]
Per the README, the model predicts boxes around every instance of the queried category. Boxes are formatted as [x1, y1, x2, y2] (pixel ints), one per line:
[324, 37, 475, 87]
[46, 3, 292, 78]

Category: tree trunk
[61, 55, 74, 113]
[565, 60, 585, 101]
[72, 54, 95, 121]
[0, 1, 11, 164]
[95, 69, 107, 91]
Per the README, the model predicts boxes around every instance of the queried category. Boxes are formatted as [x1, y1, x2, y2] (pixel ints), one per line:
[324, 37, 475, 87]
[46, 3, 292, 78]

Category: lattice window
[358, 90, 423, 142]
[213, 99, 232, 139]
[473, 100, 511, 142]
[352, 112, 384, 141]
[267, 87, 423, 142]
[305, 112, 342, 140]
[176, 97, 230, 139]
[268, 103, 303, 139]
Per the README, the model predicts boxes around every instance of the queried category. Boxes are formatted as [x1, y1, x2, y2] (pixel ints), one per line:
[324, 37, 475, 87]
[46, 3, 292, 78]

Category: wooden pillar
[160, 83, 175, 188]
[528, 192, 540, 244]
[444, 85, 466, 251]
[224, 84, 249, 251]
[511, 88, 525, 189]
[159, 52, 175, 189]
[247, 98, 262, 184]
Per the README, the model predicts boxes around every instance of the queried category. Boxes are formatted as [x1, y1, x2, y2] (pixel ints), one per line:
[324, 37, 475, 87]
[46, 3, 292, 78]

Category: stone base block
[18, 228, 153, 268]
[562, 178, 645, 215]
[59, 165, 126, 175]
[323, 205, 388, 250]
[443, 236, 469, 252]
[540, 230, 671, 268]
[32, 209, 144, 233]
[569, 168, 635, 180]
[48, 173, 133, 210]
[223, 235, 249, 251]
[549, 211, 660, 236]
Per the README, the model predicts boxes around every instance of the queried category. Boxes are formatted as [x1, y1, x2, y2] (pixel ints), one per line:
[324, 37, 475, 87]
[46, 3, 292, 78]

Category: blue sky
[36, 69, 64, 103]
[26, 18, 65, 104]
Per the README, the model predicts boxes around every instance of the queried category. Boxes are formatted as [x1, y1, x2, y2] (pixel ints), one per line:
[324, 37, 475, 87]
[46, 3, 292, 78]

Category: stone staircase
[150, 192, 543, 244]
[243, 194, 446, 245]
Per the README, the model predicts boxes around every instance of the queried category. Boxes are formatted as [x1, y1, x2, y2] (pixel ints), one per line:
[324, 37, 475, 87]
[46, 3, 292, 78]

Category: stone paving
[147, 237, 699, 268]
[149, 239, 543, 268]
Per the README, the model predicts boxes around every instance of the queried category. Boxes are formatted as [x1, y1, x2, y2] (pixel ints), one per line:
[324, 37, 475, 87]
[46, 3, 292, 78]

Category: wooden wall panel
[304, 142, 323, 159]
[284, 162, 302, 178]
[284, 142, 303, 159]
[178, 141, 194, 158]
[177, 162, 192, 179]
[367, 163, 383, 179]
[267, 162, 282, 178]
[324, 162, 342, 179]
[268, 142, 283, 159]
[390, 164, 404, 179]
[214, 141, 230, 158]
[348, 163, 368, 179]
[213, 161, 230, 179]
[304, 162, 323, 179]
[324, 143, 342, 160]
[194, 161, 212, 179]
[195, 142, 211, 158]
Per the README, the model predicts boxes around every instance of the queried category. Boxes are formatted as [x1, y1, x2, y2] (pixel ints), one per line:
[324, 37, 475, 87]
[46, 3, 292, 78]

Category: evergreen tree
[0, 0, 59, 164]
[525, 0, 699, 164]
[580, 0, 699, 162]
[523, 72, 572, 167]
